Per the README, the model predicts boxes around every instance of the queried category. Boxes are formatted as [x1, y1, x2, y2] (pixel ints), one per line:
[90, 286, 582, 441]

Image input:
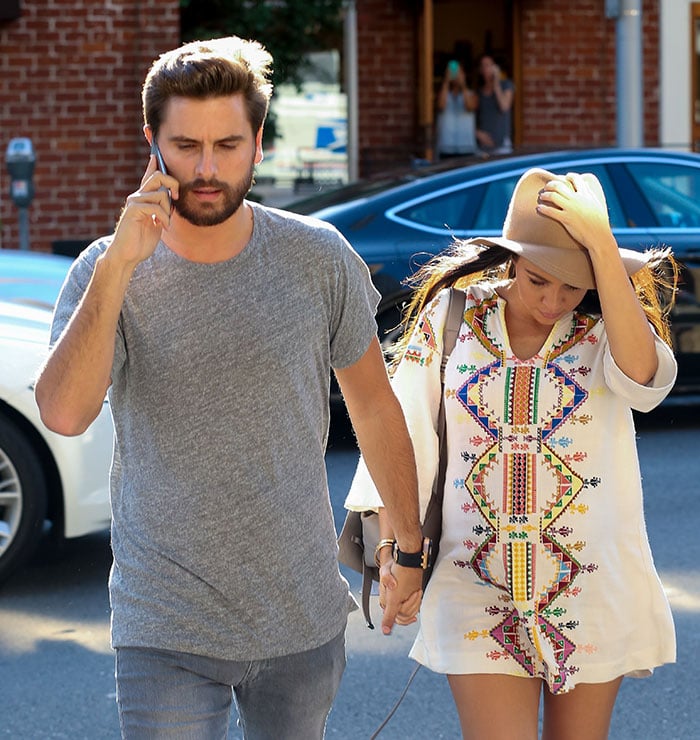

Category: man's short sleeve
[328, 238, 380, 370]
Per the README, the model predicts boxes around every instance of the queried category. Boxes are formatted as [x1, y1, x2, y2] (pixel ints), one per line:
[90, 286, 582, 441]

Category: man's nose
[195, 149, 217, 178]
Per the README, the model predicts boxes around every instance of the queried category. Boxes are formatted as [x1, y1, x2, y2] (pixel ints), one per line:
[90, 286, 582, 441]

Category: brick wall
[0, 0, 180, 253]
[516, 0, 659, 148]
[356, 0, 419, 175]
[2, 1, 661, 243]
[354, 0, 660, 171]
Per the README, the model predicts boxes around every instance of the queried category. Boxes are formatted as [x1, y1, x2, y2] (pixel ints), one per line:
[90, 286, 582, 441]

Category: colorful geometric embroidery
[456, 298, 596, 692]
[491, 611, 536, 675]
[546, 313, 599, 362]
[419, 312, 439, 352]
[463, 296, 503, 360]
[405, 310, 440, 366]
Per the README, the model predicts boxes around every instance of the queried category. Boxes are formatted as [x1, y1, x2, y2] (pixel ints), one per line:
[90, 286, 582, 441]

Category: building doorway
[433, 0, 514, 85]
[428, 0, 517, 156]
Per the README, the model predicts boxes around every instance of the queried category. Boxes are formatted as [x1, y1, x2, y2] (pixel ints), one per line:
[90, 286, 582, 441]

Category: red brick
[0, 0, 179, 252]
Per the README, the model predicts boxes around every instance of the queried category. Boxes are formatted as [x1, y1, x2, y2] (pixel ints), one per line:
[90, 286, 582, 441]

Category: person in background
[34, 36, 424, 739]
[476, 53, 515, 154]
[436, 59, 478, 159]
[346, 167, 678, 739]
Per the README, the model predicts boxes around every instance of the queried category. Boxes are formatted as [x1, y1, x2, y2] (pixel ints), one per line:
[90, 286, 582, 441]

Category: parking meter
[5, 137, 35, 250]
[6, 137, 35, 208]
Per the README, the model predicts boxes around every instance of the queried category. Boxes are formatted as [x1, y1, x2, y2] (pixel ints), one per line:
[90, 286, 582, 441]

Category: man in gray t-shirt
[36, 37, 424, 739]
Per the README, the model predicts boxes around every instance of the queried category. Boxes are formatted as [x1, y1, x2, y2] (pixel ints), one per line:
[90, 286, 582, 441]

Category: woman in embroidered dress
[346, 168, 678, 739]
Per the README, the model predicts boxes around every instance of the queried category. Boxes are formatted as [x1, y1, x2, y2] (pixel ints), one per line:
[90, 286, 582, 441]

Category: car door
[610, 159, 700, 393]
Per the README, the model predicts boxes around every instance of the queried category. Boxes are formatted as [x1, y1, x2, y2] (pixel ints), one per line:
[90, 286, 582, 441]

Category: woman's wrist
[374, 538, 396, 568]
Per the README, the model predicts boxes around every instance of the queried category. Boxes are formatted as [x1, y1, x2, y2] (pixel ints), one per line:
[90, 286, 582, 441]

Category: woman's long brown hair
[389, 241, 679, 371]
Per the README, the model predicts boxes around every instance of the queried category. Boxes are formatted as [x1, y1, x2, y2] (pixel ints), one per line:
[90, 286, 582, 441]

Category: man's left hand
[378, 562, 424, 635]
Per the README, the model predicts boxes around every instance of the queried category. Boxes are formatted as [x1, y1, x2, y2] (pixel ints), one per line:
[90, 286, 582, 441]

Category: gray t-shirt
[51, 202, 380, 660]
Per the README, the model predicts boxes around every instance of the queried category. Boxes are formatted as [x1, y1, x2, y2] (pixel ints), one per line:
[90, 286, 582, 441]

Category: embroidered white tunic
[346, 285, 677, 693]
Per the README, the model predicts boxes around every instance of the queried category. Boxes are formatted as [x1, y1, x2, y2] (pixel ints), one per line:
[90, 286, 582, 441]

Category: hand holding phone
[150, 138, 172, 210]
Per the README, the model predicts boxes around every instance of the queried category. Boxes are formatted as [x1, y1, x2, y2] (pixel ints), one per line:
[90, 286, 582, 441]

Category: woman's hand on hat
[536, 173, 613, 252]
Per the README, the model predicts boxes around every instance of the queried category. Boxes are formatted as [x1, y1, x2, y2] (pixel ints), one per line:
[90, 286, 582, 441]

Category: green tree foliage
[179, 0, 344, 88]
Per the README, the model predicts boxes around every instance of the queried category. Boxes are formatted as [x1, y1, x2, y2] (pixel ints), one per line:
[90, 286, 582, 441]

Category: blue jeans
[115, 628, 346, 739]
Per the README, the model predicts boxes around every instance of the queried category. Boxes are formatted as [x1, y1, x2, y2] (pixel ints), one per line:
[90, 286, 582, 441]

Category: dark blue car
[291, 148, 700, 396]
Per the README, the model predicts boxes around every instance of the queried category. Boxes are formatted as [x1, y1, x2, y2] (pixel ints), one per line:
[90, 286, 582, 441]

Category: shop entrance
[419, 0, 517, 158]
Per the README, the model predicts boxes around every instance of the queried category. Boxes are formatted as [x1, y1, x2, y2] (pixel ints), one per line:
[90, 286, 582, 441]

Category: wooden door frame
[692, 3, 700, 150]
[418, 0, 522, 157]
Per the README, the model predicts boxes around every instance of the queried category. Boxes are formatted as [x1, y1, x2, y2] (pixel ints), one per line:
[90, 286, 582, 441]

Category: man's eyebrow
[216, 135, 246, 144]
[169, 134, 246, 144]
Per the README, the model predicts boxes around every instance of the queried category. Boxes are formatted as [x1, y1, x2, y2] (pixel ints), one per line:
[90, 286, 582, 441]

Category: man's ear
[143, 125, 154, 146]
[254, 127, 264, 165]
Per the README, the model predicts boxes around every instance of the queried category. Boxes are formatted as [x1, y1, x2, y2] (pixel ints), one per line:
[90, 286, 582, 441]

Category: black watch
[392, 538, 432, 570]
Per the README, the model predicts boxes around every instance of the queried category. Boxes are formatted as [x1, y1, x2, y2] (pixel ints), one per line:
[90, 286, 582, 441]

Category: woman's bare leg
[542, 677, 623, 740]
[447, 673, 542, 740]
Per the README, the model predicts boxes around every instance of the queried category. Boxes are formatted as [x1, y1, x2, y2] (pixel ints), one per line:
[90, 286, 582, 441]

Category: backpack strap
[420, 287, 466, 577]
[442, 287, 466, 377]
[435, 288, 465, 492]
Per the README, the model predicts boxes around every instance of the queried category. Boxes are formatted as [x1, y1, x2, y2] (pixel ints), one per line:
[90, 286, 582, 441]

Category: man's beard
[174, 159, 255, 227]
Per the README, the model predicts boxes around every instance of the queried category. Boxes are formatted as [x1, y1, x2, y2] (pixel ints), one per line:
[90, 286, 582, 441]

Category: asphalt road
[0, 406, 698, 739]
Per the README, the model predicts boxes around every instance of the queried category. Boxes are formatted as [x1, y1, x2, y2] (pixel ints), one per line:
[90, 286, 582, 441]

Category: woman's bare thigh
[447, 673, 542, 740]
[542, 677, 623, 740]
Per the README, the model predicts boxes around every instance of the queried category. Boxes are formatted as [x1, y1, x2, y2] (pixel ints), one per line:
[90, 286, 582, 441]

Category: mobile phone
[150, 138, 172, 209]
[150, 138, 168, 175]
[447, 60, 459, 78]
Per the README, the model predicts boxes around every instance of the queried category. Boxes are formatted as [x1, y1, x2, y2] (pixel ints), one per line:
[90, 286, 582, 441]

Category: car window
[393, 184, 485, 231]
[473, 175, 520, 229]
[624, 162, 700, 228]
[472, 166, 626, 231]
[389, 161, 640, 234]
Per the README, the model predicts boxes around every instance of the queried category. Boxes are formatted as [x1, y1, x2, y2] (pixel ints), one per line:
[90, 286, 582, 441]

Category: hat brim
[467, 236, 649, 290]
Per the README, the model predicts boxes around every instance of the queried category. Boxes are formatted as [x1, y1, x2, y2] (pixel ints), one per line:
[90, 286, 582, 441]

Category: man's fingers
[380, 588, 424, 634]
[381, 600, 399, 635]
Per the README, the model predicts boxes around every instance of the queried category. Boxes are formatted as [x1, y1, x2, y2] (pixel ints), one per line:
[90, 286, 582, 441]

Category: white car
[0, 298, 113, 583]
[0, 248, 75, 309]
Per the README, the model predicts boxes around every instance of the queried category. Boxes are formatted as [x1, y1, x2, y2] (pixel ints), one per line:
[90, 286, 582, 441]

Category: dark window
[0, 1, 20, 21]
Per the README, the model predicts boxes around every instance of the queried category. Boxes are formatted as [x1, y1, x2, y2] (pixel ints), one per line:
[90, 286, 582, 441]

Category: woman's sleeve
[345, 289, 452, 522]
[603, 327, 677, 412]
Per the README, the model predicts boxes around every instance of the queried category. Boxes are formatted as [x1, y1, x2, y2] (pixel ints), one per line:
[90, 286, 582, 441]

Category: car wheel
[0, 414, 48, 584]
